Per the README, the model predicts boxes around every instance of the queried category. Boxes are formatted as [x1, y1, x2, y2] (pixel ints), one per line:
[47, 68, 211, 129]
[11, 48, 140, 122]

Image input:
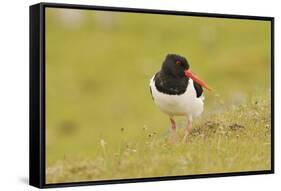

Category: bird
[149, 54, 211, 143]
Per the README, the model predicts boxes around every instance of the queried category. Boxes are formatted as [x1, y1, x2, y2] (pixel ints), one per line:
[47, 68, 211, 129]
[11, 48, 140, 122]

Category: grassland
[44, 8, 271, 183]
[46, 94, 271, 183]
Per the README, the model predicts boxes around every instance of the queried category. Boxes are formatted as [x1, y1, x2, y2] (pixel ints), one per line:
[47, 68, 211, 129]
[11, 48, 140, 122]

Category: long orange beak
[184, 69, 211, 91]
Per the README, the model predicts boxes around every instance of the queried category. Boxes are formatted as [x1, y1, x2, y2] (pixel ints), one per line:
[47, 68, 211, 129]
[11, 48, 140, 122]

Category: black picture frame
[29, 2, 275, 189]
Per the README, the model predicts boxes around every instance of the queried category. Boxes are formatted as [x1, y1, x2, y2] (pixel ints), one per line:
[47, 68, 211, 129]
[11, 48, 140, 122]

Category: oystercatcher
[149, 54, 211, 142]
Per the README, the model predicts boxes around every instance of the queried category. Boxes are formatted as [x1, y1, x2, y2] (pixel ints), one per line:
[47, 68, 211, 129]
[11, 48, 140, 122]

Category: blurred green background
[45, 8, 271, 181]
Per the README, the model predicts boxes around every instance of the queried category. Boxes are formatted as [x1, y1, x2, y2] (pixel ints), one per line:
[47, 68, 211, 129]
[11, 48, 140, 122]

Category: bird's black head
[161, 54, 190, 78]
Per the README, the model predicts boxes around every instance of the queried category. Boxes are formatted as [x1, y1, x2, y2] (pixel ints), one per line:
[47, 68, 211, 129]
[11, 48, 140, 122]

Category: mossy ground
[46, 95, 271, 183]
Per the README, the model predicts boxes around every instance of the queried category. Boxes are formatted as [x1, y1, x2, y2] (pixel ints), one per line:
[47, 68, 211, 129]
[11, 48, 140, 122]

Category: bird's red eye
[176, 61, 181, 65]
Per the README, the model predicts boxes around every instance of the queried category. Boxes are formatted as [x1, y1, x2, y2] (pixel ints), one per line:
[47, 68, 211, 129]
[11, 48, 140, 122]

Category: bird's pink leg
[183, 119, 192, 143]
[169, 117, 177, 143]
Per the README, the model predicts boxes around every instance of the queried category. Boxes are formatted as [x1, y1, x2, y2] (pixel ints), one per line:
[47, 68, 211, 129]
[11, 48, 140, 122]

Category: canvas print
[44, 7, 272, 184]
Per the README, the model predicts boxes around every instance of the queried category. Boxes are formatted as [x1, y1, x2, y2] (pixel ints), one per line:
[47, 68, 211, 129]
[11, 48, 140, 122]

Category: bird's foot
[182, 120, 192, 144]
[169, 130, 178, 144]
[182, 132, 189, 144]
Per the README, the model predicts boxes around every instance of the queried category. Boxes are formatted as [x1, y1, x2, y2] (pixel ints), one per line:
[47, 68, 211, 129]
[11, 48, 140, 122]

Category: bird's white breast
[150, 76, 204, 118]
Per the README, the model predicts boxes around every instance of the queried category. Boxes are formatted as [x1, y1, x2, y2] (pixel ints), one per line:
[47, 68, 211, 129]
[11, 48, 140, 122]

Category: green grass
[46, 94, 271, 183]
[44, 8, 271, 183]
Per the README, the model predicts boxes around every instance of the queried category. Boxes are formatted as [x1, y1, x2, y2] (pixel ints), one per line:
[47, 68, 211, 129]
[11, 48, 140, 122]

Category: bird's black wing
[193, 81, 203, 98]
